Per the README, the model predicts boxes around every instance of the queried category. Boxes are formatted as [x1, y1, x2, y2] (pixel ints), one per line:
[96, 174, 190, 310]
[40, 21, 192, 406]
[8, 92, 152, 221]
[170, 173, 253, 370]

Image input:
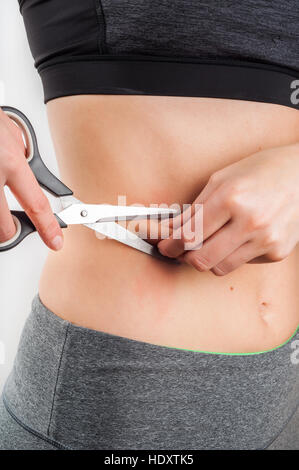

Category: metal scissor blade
[97, 213, 174, 222]
[84, 221, 177, 262]
[94, 205, 178, 222]
[58, 198, 178, 226]
[60, 195, 81, 209]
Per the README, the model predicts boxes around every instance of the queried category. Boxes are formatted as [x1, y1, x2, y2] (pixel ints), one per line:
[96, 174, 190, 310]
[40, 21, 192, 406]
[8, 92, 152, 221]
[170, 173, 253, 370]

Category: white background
[0, 2, 61, 390]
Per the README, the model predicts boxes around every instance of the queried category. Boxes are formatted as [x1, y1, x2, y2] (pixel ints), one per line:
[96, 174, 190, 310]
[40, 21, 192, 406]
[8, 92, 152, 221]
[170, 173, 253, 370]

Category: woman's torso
[39, 94, 299, 353]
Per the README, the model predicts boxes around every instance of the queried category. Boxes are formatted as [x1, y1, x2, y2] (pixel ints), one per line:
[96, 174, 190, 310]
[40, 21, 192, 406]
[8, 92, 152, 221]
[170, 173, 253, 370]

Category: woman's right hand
[0, 108, 63, 250]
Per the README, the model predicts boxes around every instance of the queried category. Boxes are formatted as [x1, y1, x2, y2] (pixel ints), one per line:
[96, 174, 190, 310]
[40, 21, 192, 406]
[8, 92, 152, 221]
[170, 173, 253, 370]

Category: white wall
[0, 2, 61, 390]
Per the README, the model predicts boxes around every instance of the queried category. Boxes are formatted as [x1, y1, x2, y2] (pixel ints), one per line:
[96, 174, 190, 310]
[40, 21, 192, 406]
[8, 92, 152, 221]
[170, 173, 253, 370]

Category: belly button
[259, 301, 273, 324]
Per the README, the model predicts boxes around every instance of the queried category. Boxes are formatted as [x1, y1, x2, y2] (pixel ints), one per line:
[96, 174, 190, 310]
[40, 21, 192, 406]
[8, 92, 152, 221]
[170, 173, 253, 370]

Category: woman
[0, 0, 298, 450]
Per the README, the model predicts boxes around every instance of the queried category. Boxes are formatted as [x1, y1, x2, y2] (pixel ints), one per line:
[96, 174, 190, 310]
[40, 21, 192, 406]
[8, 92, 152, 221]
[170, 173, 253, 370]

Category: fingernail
[51, 235, 63, 251]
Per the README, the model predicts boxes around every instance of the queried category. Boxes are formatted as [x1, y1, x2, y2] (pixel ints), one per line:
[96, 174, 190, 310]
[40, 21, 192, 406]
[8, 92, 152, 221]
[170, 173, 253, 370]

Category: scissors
[0, 106, 178, 261]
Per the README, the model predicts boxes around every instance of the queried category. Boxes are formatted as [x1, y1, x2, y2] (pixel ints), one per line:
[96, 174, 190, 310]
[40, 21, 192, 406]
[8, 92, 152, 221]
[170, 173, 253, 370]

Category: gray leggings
[0, 295, 299, 450]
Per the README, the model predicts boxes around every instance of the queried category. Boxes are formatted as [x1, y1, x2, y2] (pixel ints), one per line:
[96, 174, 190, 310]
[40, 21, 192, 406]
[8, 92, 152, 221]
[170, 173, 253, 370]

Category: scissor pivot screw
[80, 210, 88, 217]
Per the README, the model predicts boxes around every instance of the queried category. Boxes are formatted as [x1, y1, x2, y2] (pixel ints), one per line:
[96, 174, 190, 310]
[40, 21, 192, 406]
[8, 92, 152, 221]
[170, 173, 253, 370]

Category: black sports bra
[18, 0, 299, 109]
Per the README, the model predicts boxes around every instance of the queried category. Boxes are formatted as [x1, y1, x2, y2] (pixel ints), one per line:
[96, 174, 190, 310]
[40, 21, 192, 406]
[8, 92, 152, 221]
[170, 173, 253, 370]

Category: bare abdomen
[39, 95, 299, 353]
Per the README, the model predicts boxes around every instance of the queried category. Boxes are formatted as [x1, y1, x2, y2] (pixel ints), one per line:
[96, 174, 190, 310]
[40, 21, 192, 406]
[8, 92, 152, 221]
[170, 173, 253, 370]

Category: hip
[2, 295, 299, 450]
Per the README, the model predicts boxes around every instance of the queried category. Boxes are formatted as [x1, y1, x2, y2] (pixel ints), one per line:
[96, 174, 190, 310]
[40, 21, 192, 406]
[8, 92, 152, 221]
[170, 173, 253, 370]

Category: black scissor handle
[0, 211, 67, 252]
[0, 211, 35, 252]
[0, 106, 72, 251]
[1, 106, 73, 197]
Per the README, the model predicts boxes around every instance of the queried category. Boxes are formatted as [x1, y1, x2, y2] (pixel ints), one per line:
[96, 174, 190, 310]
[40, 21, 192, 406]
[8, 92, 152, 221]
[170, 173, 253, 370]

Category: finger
[155, 179, 217, 256]
[158, 192, 231, 258]
[0, 189, 17, 243]
[159, 179, 220, 234]
[181, 220, 247, 271]
[6, 119, 26, 154]
[211, 241, 265, 276]
[125, 217, 174, 246]
[7, 160, 63, 250]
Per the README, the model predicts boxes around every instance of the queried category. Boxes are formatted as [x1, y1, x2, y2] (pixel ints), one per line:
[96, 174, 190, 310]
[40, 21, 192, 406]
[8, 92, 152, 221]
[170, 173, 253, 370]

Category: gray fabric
[19, 0, 299, 73]
[0, 295, 299, 450]
[100, 0, 299, 71]
[3, 299, 69, 436]
[0, 398, 56, 450]
[267, 404, 299, 450]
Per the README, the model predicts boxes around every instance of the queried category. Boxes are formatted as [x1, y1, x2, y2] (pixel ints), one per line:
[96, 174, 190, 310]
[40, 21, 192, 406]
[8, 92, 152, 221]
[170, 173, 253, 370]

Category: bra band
[39, 55, 299, 109]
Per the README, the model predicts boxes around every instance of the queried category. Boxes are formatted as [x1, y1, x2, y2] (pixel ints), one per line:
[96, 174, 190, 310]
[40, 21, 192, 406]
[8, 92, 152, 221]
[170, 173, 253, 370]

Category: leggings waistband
[3, 295, 299, 449]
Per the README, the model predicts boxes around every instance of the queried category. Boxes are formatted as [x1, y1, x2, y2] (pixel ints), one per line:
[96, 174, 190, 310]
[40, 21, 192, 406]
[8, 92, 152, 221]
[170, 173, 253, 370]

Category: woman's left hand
[158, 143, 299, 275]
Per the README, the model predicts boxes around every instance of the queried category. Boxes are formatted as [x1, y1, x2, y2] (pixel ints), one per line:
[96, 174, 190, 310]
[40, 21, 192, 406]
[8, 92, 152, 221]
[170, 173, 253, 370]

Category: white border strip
[0, 80, 5, 104]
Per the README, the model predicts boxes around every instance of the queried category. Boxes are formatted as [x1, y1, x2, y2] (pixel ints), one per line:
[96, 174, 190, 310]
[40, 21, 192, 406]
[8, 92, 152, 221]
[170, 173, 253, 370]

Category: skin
[158, 144, 299, 273]
[1, 95, 299, 353]
[0, 109, 63, 249]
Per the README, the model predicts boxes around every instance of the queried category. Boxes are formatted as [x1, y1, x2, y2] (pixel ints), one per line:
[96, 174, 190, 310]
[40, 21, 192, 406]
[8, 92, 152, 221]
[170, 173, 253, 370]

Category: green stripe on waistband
[163, 324, 299, 356]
